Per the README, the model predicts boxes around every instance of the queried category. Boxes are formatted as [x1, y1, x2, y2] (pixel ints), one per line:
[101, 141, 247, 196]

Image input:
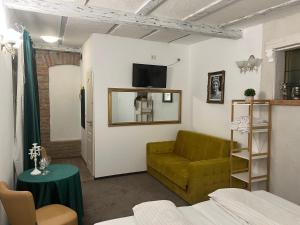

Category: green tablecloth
[17, 164, 84, 225]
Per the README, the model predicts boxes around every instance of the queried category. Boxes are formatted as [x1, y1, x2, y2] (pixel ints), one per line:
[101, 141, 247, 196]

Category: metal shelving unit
[230, 99, 272, 191]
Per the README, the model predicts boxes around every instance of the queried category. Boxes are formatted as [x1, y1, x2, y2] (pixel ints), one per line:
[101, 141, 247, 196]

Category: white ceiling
[88, 0, 146, 13]
[111, 24, 154, 39]
[6, 0, 300, 49]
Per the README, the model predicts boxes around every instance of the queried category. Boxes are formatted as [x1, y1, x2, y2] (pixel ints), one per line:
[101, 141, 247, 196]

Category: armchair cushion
[147, 141, 175, 155]
[174, 130, 230, 161]
[148, 153, 189, 190]
[36, 204, 77, 225]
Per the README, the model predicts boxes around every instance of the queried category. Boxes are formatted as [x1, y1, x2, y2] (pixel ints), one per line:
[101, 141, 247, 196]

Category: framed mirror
[108, 88, 182, 126]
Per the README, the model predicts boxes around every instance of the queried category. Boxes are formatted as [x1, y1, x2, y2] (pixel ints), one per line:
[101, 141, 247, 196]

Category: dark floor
[53, 157, 94, 182]
[82, 172, 189, 225]
[53, 157, 189, 225]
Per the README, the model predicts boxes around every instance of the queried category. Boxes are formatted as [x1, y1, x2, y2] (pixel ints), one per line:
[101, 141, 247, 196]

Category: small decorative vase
[245, 96, 254, 103]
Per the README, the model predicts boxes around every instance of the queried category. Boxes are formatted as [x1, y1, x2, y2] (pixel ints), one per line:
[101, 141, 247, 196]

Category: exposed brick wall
[35, 49, 81, 159]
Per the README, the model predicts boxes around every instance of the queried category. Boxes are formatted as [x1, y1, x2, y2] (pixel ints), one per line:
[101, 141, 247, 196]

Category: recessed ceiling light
[40, 35, 59, 43]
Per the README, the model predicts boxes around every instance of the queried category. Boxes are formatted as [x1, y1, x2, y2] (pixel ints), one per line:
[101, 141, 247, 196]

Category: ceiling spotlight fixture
[40, 35, 59, 43]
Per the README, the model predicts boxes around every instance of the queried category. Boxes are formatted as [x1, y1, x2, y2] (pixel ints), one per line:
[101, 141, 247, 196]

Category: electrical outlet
[151, 55, 157, 60]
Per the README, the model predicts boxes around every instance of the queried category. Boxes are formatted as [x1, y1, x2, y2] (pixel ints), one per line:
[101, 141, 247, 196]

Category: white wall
[189, 25, 263, 139]
[82, 34, 191, 177]
[261, 12, 300, 99]
[0, 52, 14, 225]
[80, 39, 93, 162]
[49, 65, 81, 141]
[271, 106, 300, 204]
[260, 13, 300, 204]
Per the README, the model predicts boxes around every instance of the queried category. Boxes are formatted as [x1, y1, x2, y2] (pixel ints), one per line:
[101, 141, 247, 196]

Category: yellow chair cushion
[36, 204, 78, 225]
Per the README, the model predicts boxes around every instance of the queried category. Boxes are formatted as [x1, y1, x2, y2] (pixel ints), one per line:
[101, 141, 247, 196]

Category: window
[285, 48, 300, 84]
[283, 48, 300, 99]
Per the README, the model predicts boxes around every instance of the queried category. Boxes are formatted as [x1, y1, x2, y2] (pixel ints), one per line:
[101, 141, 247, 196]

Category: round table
[17, 164, 84, 225]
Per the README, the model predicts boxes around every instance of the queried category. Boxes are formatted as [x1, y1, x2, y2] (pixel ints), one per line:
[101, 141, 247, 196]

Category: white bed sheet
[94, 190, 300, 225]
[94, 207, 203, 225]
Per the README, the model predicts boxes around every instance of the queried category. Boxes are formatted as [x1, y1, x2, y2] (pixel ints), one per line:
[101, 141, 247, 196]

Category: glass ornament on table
[39, 156, 51, 175]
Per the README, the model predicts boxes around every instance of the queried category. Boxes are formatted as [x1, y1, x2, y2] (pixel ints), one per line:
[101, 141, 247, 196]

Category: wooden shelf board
[253, 122, 269, 126]
[232, 129, 269, 133]
[232, 147, 248, 153]
[233, 103, 270, 106]
[271, 100, 300, 106]
[232, 168, 248, 173]
[251, 129, 269, 133]
[232, 99, 270, 105]
[232, 150, 268, 160]
[231, 171, 268, 183]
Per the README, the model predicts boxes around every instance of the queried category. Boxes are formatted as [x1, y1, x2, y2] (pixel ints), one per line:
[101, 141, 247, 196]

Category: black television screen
[132, 63, 167, 88]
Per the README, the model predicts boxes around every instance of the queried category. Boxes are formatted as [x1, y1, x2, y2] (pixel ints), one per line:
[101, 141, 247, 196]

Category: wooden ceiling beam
[106, 24, 119, 34]
[183, 0, 241, 21]
[221, 0, 300, 27]
[168, 34, 191, 43]
[107, 0, 166, 35]
[140, 29, 159, 39]
[4, 0, 242, 39]
[136, 0, 167, 16]
[83, 0, 89, 6]
[33, 43, 81, 53]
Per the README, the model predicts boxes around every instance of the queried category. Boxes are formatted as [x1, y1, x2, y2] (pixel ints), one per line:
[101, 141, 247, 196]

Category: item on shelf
[230, 116, 268, 134]
[28, 143, 41, 176]
[280, 82, 288, 99]
[244, 88, 256, 102]
[291, 86, 300, 100]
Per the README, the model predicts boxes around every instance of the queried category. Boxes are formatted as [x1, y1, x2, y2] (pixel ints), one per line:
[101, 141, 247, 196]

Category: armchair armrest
[147, 141, 175, 155]
[187, 158, 230, 203]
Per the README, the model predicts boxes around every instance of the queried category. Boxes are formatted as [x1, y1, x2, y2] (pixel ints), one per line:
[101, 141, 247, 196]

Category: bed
[95, 189, 300, 225]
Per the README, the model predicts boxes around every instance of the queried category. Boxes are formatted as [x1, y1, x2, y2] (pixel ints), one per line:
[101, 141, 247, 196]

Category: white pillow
[133, 200, 191, 225]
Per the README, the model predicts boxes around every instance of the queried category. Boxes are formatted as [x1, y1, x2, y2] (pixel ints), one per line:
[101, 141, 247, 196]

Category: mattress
[94, 206, 208, 225]
[95, 190, 300, 225]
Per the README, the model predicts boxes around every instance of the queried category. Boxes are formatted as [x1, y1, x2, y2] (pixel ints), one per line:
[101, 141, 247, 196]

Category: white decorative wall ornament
[0, 28, 22, 58]
[236, 55, 262, 73]
[265, 49, 274, 63]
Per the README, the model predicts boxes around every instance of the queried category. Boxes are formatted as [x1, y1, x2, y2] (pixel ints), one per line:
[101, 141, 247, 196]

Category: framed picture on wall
[207, 70, 225, 104]
[162, 92, 173, 103]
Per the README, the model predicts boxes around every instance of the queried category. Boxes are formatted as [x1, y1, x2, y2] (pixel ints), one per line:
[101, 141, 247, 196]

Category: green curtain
[23, 30, 41, 170]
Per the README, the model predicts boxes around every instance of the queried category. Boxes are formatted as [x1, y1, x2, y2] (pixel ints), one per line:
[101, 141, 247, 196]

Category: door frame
[86, 71, 95, 176]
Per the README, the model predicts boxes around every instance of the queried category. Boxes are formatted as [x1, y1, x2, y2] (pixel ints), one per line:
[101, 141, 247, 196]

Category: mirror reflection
[108, 88, 181, 126]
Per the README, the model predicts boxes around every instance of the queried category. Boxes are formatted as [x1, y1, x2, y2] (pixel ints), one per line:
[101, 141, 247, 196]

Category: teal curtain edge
[23, 30, 41, 170]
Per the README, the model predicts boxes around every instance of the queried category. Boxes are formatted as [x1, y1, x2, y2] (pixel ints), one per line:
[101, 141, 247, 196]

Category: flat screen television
[132, 63, 167, 88]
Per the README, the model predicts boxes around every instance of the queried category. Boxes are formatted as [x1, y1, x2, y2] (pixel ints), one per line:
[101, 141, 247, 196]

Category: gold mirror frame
[108, 88, 182, 127]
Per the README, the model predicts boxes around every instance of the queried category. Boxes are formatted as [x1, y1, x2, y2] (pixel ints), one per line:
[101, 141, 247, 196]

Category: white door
[86, 71, 94, 176]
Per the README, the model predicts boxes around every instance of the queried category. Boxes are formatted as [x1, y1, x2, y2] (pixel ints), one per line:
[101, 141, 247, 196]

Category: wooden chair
[0, 182, 78, 225]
